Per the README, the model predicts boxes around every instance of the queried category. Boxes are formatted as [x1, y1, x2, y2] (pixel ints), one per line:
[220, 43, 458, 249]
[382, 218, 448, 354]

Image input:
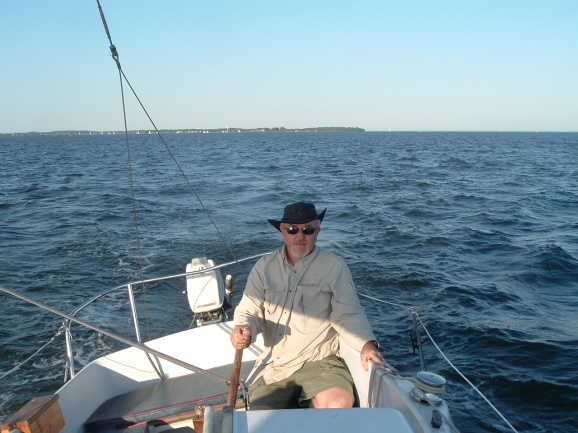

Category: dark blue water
[1, 132, 577, 432]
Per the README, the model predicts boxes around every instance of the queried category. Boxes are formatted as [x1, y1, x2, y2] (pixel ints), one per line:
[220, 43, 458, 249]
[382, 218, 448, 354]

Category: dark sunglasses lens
[285, 226, 316, 235]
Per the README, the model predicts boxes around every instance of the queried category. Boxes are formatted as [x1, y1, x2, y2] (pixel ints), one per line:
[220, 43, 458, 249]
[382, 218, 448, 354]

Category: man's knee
[308, 387, 354, 408]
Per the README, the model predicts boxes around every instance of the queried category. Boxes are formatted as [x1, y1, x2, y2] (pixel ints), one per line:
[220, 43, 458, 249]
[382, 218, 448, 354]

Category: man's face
[281, 220, 321, 264]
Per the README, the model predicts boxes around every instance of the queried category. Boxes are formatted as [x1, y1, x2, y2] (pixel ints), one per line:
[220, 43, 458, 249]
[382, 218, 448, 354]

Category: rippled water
[1, 131, 577, 432]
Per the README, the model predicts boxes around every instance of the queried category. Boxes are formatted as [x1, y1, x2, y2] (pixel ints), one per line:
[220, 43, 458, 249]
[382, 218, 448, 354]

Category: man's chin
[289, 247, 311, 261]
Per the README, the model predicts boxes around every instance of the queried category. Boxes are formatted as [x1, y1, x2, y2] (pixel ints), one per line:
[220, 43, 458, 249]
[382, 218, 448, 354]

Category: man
[230, 201, 383, 410]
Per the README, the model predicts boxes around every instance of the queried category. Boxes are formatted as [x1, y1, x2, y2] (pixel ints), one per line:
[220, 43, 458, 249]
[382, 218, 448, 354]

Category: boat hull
[51, 320, 451, 433]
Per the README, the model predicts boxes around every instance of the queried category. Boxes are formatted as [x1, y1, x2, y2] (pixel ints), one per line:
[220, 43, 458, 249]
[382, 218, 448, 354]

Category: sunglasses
[284, 226, 318, 236]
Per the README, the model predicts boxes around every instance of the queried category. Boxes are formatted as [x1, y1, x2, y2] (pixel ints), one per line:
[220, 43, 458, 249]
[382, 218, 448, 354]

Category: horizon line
[2, 128, 577, 136]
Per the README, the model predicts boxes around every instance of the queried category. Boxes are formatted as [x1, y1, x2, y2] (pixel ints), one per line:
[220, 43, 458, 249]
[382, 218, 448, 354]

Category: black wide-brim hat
[268, 202, 326, 231]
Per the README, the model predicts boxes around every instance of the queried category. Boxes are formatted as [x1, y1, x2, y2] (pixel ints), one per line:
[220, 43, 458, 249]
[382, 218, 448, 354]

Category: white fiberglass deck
[233, 408, 413, 433]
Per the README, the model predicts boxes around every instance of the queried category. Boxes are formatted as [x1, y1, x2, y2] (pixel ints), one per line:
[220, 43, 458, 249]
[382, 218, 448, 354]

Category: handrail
[63, 251, 272, 378]
[67, 252, 271, 318]
[0, 286, 231, 385]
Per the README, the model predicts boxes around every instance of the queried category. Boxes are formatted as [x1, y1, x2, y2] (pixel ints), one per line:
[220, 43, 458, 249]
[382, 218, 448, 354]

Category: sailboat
[1, 256, 453, 433]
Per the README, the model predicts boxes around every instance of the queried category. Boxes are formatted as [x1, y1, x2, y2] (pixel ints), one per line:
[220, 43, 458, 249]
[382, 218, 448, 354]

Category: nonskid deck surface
[85, 361, 254, 433]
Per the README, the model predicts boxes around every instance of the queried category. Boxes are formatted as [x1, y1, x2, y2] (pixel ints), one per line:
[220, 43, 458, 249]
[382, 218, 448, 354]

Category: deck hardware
[411, 371, 446, 405]
[431, 409, 443, 429]
[410, 307, 427, 371]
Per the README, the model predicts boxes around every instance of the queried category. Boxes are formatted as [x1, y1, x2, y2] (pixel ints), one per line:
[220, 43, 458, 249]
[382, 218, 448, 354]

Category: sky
[1, 1, 577, 133]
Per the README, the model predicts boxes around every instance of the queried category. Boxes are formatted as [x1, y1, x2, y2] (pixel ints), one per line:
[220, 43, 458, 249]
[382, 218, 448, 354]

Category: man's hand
[360, 340, 384, 371]
[230, 325, 252, 349]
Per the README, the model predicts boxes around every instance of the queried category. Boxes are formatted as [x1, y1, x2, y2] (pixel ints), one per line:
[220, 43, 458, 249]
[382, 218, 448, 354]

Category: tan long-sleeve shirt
[234, 246, 376, 384]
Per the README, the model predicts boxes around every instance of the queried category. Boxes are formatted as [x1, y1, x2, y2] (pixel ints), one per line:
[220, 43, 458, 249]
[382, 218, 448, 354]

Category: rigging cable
[415, 312, 520, 433]
[97, 0, 150, 340]
[95, 1, 236, 264]
[0, 324, 63, 381]
[357, 292, 520, 433]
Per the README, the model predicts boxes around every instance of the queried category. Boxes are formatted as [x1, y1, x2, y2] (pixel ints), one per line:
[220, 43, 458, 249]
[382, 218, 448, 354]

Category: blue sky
[1, 1, 577, 133]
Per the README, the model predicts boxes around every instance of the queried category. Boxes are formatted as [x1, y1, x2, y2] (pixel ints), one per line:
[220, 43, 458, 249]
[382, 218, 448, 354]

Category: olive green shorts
[248, 355, 355, 409]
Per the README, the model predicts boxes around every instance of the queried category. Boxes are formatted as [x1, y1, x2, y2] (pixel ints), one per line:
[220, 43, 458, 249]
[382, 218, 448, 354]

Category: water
[1, 131, 577, 432]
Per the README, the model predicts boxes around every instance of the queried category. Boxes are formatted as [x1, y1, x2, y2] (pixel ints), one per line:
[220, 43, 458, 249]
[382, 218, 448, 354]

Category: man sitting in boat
[230, 201, 384, 410]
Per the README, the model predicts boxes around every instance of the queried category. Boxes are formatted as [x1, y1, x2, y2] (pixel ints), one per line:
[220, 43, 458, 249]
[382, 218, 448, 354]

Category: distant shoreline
[1, 127, 365, 137]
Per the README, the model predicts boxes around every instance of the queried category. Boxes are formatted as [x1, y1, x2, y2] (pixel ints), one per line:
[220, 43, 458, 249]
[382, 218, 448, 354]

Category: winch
[410, 371, 446, 405]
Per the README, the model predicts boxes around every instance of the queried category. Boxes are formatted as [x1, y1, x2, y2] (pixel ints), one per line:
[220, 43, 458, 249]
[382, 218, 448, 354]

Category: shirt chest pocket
[264, 284, 285, 315]
[294, 285, 332, 333]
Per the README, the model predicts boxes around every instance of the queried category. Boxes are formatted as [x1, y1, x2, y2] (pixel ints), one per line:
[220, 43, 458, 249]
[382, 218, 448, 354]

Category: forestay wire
[96, 0, 151, 337]
[358, 291, 520, 433]
[95, 0, 238, 264]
